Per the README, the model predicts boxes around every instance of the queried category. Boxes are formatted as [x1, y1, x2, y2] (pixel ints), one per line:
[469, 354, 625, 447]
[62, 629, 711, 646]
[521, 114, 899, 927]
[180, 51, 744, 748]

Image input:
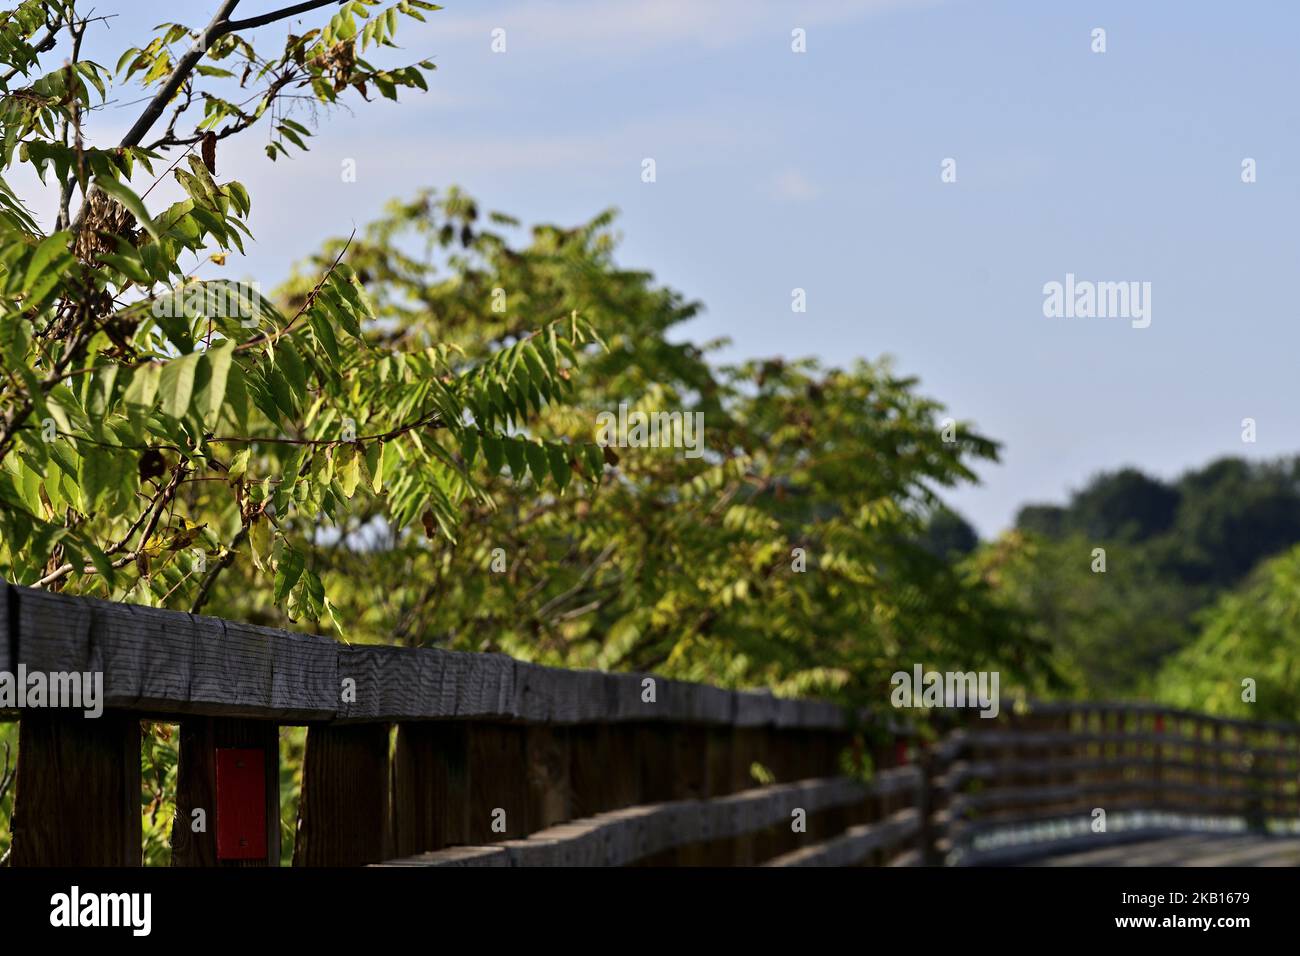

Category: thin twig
[235, 228, 355, 353]
[190, 523, 249, 613]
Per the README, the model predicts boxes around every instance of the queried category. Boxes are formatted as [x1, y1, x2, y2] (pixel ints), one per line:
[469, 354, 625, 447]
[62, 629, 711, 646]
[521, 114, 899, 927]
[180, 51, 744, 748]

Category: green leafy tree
[1156, 545, 1300, 721]
[197, 191, 1056, 707]
[1015, 458, 1300, 590]
[1065, 467, 1180, 543]
[0, 2, 1062, 858]
[0, 1, 602, 625]
[974, 531, 1197, 699]
[1002, 456, 1300, 701]
[918, 505, 979, 560]
[1167, 457, 1300, 587]
[1015, 504, 1067, 538]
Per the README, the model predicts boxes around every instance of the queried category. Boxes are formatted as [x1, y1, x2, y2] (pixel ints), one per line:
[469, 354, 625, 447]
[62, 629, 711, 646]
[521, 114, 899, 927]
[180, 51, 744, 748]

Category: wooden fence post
[917, 747, 941, 866]
[391, 721, 470, 856]
[294, 723, 391, 866]
[10, 711, 141, 866]
[524, 724, 572, 830]
[1159, 712, 1170, 816]
[466, 722, 531, 841]
[636, 723, 679, 804]
[628, 723, 715, 863]
[569, 723, 640, 819]
[1245, 724, 1267, 833]
[171, 717, 279, 866]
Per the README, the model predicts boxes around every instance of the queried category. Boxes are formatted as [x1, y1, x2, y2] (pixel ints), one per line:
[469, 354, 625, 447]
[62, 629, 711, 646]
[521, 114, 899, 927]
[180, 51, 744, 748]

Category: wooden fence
[7, 580, 1297, 867]
[930, 702, 1300, 864]
[0, 582, 923, 867]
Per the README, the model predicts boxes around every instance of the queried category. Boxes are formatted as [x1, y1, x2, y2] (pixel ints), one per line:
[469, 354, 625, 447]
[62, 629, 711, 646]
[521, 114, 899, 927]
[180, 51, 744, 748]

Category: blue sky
[30, 0, 1300, 535]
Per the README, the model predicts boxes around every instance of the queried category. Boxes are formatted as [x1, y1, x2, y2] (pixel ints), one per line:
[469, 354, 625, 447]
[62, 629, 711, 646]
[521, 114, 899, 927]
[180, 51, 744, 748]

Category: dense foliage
[6, 0, 1297, 867]
[0, 0, 606, 864]
[0, 1, 1065, 863]
[0, 0, 602, 627]
[1156, 545, 1300, 720]
[196, 189, 1052, 705]
[1000, 457, 1300, 703]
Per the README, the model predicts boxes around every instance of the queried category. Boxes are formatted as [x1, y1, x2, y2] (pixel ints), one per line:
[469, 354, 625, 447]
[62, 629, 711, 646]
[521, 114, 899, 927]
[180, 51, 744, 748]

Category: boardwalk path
[1025, 833, 1300, 867]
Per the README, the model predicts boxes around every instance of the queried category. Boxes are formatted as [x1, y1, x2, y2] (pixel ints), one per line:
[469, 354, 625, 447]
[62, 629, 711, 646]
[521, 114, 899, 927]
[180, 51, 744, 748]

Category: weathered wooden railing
[0, 582, 923, 867]
[928, 702, 1300, 864]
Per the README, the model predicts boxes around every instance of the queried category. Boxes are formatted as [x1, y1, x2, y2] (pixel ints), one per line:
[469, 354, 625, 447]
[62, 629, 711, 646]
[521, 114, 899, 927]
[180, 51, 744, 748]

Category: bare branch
[191, 523, 249, 613]
[116, 0, 243, 150]
[220, 0, 344, 35]
[119, 0, 343, 150]
[32, 461, 189, 588]
[55, 10, 89, 231]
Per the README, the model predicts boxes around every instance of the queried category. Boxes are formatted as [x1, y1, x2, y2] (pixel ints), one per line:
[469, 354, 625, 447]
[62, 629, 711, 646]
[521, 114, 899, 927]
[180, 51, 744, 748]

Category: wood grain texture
[170, 717, 280, 866]
[4, 584, 852, 729]
[391, 721, 470, 855]
[9, 711, 141, 866]
[524, 724, 572, 829]
[13, 587, 336, 720]
[373, 844, 508, 867]
[0, 580, 10, 677]
[466, 722, 531, 840]
[337, 646, 519, 722]
[569, 723, 640, 818]
[372, 776, 870, 867]
[294, 723, 391, 866]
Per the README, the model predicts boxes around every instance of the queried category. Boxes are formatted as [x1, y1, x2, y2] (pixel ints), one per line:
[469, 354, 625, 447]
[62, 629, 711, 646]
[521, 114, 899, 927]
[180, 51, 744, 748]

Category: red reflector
[216, 748, 266, 861]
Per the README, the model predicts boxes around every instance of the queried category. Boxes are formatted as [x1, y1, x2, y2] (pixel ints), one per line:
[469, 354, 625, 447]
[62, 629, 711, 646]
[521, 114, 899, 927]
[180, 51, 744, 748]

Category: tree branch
[220, 0, 343, 35]
[70, 0, 343, 233]
[119, 0, 343, 150]
[191, 522, 249, 613]
[32, 461, 189, 588]
[54, 9, 89, 231]
[116, 0, 243, 150]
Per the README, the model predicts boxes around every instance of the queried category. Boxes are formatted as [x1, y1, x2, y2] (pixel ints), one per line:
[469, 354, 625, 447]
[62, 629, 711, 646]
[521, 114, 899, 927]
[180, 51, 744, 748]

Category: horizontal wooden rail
[919, 703, 1300, 864]
[3, 583, 916, 867]
[1027, 699, 1300, 736]
[764, 807, 920, 867]
[0, 582, 850, 729]
[937, 804, 1269, 847]
[942, 755, 1298, 788]
[375, 771, 920, 867]
[946, 781, 1292, 819]
[24, 586, 1299, 868]
[952, 729, 1300, 761]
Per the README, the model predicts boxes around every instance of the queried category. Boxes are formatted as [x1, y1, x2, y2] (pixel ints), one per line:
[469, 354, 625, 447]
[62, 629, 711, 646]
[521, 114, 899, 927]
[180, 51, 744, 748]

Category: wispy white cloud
[772, 169, 821, 201]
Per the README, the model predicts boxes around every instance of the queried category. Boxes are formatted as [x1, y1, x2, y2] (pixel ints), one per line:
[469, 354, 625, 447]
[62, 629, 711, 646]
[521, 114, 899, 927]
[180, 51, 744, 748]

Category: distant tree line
[925, 457, 1300, 716]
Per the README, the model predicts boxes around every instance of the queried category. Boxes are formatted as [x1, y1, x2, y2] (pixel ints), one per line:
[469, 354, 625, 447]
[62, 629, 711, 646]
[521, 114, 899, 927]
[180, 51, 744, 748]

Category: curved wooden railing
[6, 580, 1294, 866]
[0, 582, 922, 867]
[927, 702, 1300, 865]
